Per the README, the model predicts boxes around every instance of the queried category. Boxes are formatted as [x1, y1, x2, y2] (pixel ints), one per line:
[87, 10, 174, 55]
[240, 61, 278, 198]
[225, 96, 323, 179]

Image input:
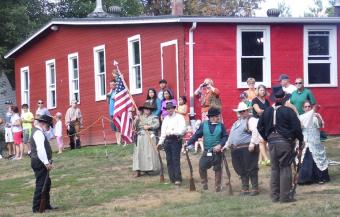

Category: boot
[250, 174, 259, 196]
[75, 139, 81, 149]
[240, 176, 250, 195]
[200, 169, 208, 190]
[215, 170, 222, 192]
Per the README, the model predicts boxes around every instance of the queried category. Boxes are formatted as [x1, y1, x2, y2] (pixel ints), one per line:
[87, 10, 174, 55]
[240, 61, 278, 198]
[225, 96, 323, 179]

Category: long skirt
[298, 148, 330, 184]
[132, 133, 160, 172]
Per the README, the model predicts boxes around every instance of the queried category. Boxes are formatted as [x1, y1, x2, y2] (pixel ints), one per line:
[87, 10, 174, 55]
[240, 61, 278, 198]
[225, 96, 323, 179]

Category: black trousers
[268, 135, 294, 202]
[199, 152, 222, 173]
[231, 146, 259, 191]
[67, 124, 81, 149]
[31, 159, 51, 212]
[164, 136, 182, 183]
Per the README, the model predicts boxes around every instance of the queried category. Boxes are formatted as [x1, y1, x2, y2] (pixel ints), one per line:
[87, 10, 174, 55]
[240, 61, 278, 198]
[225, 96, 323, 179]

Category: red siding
[15, 24, 185, 145]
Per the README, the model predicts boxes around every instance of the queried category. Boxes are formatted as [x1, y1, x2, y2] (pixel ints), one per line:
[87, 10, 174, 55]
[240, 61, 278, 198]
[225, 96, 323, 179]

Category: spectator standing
[160, 89, 177, 120]
[65, 100, 83, 149]
[245, 77, 256, 101]
[54, 112, 64, 154]
[4, 101, 14, 157]
[146, 88, 161, 117]
[176, 96, 189, 124]
[252, 85, 271, 166]
[157, 79, 173, 101]
[11, 106, 23, 160]
[107, 79, 123, 145]
[290, 78, 316, 115]
[157, 101, 186, 185]
[278, 74, 297, 95]
[35, 100, 53, 140]
[21, 104, 34, 155]
[194, 78, 221, 121]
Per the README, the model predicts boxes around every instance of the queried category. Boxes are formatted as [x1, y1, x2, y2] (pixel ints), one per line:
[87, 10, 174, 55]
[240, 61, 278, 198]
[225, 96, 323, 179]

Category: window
[304, 25, 337, 87]
[45, 59, 57, 109]
[20, 66, 30, 105]
[68, 53, 80, 104]
[128, 35, 142, 94]
[237, 25, 271, 88]
[93, 45, 106, 101]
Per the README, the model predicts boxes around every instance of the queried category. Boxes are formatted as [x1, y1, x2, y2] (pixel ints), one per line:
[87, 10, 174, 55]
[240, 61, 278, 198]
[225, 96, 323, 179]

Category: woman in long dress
[133, 101, 161, 177]
[298, 101, 330, 184]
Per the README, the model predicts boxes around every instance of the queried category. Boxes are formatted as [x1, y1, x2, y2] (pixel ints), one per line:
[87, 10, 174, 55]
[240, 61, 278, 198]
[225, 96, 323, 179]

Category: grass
[0, 139, 340, 217]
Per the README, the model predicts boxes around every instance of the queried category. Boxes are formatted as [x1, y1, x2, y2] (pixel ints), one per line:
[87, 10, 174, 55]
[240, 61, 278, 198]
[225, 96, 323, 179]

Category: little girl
[55, 112, 64, 154]
[182, 126, 194, 154]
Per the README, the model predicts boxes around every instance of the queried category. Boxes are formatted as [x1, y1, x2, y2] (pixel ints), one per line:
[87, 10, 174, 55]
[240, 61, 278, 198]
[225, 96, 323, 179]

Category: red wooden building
[5, 16, 340, 145]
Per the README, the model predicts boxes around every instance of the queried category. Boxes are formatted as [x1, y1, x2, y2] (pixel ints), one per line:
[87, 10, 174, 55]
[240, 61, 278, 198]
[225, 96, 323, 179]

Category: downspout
[188, 22, 197, 126]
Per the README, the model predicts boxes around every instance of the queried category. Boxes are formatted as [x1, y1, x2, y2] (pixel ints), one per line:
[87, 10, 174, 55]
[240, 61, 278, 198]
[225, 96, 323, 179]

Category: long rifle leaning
[39, 171, 49, 213]
[145, 131, 164, 183]
[290, 143, 304, 200]
[222, 151, 233, 195]
[185, 150, 196, 191]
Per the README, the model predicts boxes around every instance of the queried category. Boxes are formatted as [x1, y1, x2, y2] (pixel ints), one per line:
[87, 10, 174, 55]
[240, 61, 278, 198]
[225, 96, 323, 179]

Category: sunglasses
[239, 110, 247, 113]
[295, 82, 303, 85]
[38, 102, 43, 104]
[304, 105, 311, 108]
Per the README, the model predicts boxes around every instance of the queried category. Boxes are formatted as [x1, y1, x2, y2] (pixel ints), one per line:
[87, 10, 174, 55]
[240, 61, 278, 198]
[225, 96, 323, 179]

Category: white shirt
[11, 113, 22, 133]
[54, 120, 62, 137]
[283, 84, 297, 94]
[33, 126, 49, 165]
[158, 112, 186, 145]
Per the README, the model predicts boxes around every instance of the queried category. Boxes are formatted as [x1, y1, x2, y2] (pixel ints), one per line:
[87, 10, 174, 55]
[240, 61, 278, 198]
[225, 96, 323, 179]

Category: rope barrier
[63, 115, 104, 138]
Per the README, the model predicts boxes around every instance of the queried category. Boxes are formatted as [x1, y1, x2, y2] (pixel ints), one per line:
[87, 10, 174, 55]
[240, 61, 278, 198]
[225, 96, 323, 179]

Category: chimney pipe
[88, 0, 109, 18]
[171, 0, 184, 16]
[335, 0, 340, 17]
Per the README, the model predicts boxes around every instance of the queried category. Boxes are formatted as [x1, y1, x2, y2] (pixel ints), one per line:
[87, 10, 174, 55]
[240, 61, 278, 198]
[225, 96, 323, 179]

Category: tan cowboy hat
[233, 102, 250, 112]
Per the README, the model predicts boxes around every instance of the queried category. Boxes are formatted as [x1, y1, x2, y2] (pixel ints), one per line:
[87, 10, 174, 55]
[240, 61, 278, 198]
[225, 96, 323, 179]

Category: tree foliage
[278, 1, 292, 17]
[304, 0, 324, 17]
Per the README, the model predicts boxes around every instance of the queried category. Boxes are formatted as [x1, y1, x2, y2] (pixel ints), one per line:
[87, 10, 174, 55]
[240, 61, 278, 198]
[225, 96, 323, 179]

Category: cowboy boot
[215, 170, 222, 192]
[200, 169, 208, 190]
[240, 176, 250, 195]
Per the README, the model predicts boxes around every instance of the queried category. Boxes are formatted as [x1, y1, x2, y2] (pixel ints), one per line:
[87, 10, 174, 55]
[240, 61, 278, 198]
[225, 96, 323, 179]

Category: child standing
[21, 104, 34, 155]
[55, 112, 64, 154]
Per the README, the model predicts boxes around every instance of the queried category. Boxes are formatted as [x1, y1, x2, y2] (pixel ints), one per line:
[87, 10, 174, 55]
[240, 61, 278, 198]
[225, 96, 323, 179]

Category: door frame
[160, 39, 179, 101]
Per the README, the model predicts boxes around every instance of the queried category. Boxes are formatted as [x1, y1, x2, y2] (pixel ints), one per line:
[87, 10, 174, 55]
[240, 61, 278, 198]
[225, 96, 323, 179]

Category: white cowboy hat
[233, 102, 250, 112]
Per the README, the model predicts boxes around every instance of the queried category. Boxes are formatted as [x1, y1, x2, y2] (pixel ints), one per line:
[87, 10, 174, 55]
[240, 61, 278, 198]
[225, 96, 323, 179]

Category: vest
[203, 121, 222, 150]
[30, 127, 52, 162]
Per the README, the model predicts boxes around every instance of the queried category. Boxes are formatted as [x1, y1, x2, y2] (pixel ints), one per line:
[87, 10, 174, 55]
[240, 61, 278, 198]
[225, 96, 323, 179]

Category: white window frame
[128, 34, 143, 95]
[237, 25, 271, 88]
[20, 66, 30, 105]
[68, 52, 80, 104]
[93, 45, 107, 101]
[45, 59, 57, 109]
[303, 25, 338, 87]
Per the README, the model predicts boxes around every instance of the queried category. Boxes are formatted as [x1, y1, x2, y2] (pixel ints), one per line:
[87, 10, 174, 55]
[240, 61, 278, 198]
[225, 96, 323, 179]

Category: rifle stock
[157, 149, 165, 183]
[290, 147, 303, 200]
[39, 171, 49, 213]
[185, 151, 196, 191]
[222, 152, 233, 195]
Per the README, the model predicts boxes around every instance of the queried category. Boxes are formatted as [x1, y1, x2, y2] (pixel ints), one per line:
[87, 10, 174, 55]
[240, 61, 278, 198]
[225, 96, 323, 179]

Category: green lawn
[0, 139, 340, 217]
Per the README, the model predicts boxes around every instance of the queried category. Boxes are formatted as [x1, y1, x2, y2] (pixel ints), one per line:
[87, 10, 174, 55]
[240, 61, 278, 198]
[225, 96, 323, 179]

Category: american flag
[112, 72, 133, 143]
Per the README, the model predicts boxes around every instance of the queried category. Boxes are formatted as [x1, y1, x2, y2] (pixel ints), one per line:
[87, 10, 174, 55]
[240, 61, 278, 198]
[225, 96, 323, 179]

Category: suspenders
[272, 105, 281, 132]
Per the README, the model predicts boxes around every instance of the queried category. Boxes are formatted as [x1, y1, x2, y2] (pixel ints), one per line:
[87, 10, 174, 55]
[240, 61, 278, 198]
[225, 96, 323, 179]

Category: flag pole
[113, 61, 138, 112]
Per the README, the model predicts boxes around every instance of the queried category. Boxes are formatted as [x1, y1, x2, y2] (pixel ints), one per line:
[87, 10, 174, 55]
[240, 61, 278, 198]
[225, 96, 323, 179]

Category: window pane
[242, 32, 264, 56]
[98, 51, 105, 73]
[100, 74, 106, 95]
[74, 93, 79, 102]
[308, 63, 330, 84]
[241, 58, 263, 82]
[72, 58, 78, 70]
[51, 90, 56, 107]
[134, 65, 141, 89]
[73, 80, 78, 90]
[308, 33, 329, 55]
[50, 65, 55, 84]
[24, 71, 28, 90]
[133, 41, 140, 64]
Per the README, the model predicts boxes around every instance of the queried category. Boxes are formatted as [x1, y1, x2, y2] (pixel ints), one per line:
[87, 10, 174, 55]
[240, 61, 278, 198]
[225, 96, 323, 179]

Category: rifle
[39, 171, 49, 213]
[185, 150, 196, 191]
[222, 151, 233, 195]
[290, 143, 304, 200]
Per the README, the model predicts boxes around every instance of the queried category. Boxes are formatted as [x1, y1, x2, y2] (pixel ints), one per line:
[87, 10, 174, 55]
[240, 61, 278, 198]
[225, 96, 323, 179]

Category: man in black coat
[258, 86, 303, 203]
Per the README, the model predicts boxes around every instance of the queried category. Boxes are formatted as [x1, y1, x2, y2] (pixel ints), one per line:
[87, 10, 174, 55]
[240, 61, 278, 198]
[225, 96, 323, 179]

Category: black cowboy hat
[138, 101, 156, 111]
[207, 107, 221, 117]
[35, 115, 54, 128]
[165, 101, 176, 110]
[270, 85, 285, 101]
